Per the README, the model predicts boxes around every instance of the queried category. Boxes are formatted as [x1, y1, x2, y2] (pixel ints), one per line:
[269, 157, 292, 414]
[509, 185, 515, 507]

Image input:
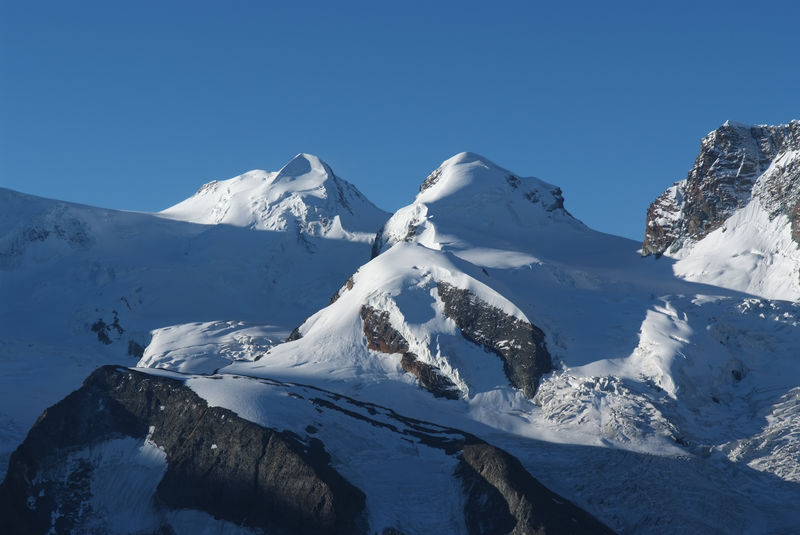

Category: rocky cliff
[643, 120, 800, 256]
[436, 282, 552, 398]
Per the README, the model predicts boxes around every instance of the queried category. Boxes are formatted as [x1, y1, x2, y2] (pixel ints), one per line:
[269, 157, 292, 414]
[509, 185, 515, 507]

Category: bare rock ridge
[458, 444, 617, 535]
[643, 120, 800, 256]
[0, 366, 616, 535]
[0, 366, 366, 535]
[437, 282, 552, 398]
[360, 305, 460, 399]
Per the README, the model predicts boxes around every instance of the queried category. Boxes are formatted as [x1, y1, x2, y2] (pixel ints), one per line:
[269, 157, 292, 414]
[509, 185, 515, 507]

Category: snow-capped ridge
[273, 152, 332, 184]
[160, 153, 388, 241]
[415, 151, 566, 209]
[722, 119, 748, 128]
[375, 151, 580, 257]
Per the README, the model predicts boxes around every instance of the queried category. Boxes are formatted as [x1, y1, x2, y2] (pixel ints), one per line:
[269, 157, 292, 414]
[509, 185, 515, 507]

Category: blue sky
[1, 1, 798, 240]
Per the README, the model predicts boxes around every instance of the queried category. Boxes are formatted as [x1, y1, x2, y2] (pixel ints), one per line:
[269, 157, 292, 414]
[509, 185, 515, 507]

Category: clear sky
[1, 1, 798, 240]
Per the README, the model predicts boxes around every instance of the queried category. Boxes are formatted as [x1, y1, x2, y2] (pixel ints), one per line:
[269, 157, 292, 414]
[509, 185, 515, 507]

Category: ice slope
[215, 152, 800, 531]
[188, 370, 798, 535]
[0, 155, 388, 476]
[2, 365, 617, 534]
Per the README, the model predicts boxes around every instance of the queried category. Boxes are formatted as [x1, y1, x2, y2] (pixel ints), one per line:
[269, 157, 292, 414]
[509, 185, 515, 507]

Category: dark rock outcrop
[643, 121, 800, 256]
[419, 167, 444, 193]
[0, 366, 366, 535]
[360, 305, 460, 399]
[329, 275, 356, 305]
[457, 444, 616, 534]
[287, 326, 303, 341]
[89, 310, 124, 345]
[793, 199, 800, 244]
[436, 283, 552, 398]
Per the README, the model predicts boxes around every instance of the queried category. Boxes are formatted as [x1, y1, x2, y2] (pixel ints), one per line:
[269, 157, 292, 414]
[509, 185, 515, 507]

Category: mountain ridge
[2, 125, 800, 534]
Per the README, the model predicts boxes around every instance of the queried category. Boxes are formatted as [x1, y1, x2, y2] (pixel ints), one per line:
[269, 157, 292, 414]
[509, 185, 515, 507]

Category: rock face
[0, 366, 366, 535]
[457, 444, 616, 535]
[643, 121, 800, 256]
[360, 305, 460, 399]
[436, 283, 552, 398]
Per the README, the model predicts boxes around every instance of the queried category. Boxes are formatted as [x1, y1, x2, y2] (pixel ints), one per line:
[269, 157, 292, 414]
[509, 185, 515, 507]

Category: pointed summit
[160, 154, 388, 239]
[272, 153, 335, 189]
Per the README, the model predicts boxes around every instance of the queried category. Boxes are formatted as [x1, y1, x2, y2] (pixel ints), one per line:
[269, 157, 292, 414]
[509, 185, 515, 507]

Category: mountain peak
[159, 154, 388, 239]
[414, 152, 569, 213]
[643, 120, 800, 258]
[441, 151, 489, 165]
[417, 151, 506, 200]
[273, 153, 333, 185]
[642, 120, 800, 299]
[375, 154, 578, 257]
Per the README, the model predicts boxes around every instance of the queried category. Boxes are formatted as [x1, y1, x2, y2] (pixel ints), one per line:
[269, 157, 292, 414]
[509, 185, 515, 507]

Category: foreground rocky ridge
[0, 366, 366, 535]
[0, 366, 614, 535]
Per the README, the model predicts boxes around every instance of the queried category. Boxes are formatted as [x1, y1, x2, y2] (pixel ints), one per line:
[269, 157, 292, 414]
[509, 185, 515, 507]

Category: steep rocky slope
[643, 120, 800, 256]
[642, 121, 800, 299]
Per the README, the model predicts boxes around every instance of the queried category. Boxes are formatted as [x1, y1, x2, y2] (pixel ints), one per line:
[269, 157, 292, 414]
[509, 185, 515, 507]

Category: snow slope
[0, 154, 387, 476]
[670, 170, 800, 301]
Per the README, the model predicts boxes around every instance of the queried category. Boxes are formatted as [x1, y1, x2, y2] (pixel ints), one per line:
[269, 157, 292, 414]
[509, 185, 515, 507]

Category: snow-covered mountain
[3, 129, 800, 535]
[643, 120, 800, 300]
[371, 151, 579, 259]
[213, 149, 800, 533]
[0, 154, 388, 477]
[161, 153, 384, 242]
